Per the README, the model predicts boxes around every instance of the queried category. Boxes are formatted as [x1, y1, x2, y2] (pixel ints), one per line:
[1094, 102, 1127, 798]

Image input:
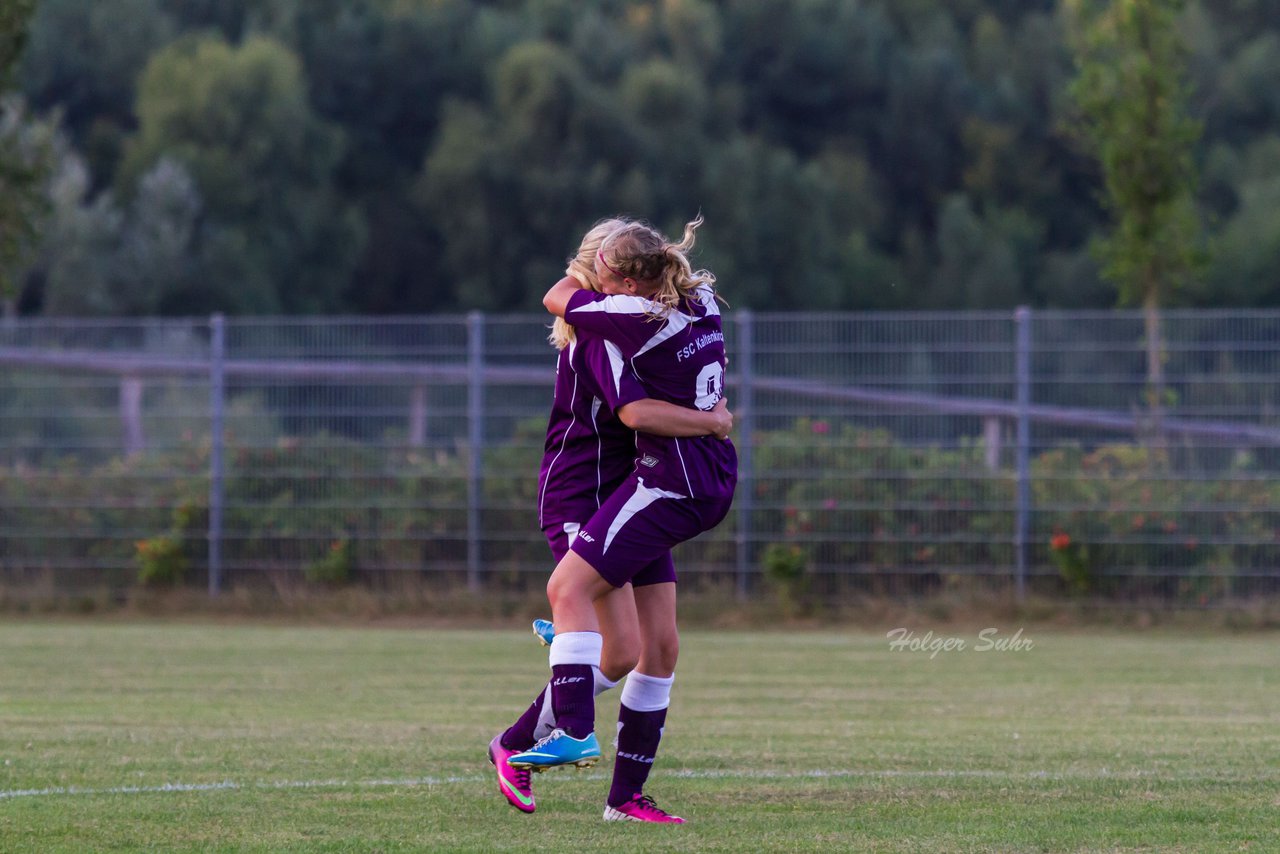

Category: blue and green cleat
[532, 619, 555, 647]
[505, 728, 601, 772]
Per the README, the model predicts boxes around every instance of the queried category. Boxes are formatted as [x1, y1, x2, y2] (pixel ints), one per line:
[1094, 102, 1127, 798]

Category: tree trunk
[1143, 290, 1165, 445]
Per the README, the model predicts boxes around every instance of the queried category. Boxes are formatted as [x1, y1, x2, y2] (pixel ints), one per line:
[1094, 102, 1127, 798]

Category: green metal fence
[3, 309, 1279, 604]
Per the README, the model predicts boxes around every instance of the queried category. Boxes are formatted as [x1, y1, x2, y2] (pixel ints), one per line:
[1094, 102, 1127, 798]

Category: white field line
[1, 767, 1273, 802]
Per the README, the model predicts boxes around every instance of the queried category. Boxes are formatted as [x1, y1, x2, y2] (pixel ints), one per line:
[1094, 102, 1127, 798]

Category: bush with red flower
[1049, 530, 1092, 594]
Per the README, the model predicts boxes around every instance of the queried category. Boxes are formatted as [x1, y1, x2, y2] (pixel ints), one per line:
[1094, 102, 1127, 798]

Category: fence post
[208, 313, 226, 597]
[408, 384, 427, 448]
[120, 376, 145, 456]
[466, 312, 484, 592]
[983, 416, 1002, 471]
[1014, 306, 1032, 602]
[735, 309, 755, 601]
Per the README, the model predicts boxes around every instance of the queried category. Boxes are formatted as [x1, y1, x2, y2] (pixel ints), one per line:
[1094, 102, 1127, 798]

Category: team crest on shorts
[639, 454, 660, 468]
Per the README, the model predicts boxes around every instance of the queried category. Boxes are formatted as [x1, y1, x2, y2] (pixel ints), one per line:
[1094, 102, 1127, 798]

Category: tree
[19, 0, 174, 170]
[38, 152, 127, 315]
[0, 0, 34, 92]
[930, 194, 1042, 308]
[0, 0, 46, 316]
[15, 0, 1280, 318]
[119, 159, 203, 314]
[119, 34, 365, 314]
[1203, 137, 1280, 306]
[1, 0, 54, 317]
[417, 40, 624, 311]
[719, 0, 894, 155]
[1067, 0, 1205, 429]
[156, 0, 252, 42]
[0, 96, 57, 317]
[699, 136, 897, 310]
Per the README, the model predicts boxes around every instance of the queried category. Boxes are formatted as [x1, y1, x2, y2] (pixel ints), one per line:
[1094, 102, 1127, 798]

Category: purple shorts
[567, 476, 734, 588]
[545, 522, 676, 588]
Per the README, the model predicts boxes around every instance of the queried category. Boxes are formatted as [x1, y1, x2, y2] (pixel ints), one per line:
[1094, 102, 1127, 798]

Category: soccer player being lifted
[490, 216, 736, 823]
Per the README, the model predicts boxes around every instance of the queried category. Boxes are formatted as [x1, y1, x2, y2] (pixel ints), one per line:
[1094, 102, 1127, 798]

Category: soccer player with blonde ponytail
[502, 215, 736, 823]
[593, 214, 722, 316]
[487, 219, 731, 816]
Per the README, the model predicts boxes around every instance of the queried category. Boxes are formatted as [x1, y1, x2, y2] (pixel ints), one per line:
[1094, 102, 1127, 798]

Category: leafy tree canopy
[4, 0, 1280, 316]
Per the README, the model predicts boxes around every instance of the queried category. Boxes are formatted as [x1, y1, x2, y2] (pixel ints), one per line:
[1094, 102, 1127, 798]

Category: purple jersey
[537, 334, 647, 529]
[564, 286, 738, 500]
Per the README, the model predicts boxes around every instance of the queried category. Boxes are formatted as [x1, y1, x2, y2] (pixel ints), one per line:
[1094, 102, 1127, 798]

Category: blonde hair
[549, 218, 629, 350]
[597, 214, 718, 316]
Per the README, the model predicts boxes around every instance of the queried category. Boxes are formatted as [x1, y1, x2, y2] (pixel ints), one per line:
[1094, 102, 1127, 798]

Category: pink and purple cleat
[602, 793, 686, 823]
[488, 735, 536, 813]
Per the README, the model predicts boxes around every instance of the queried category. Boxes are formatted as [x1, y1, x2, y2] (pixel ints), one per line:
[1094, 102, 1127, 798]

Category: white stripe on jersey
[673, 437, 695, 498]
[568, 294, 657, 316]
[605, 340, 626, 399]
[590, 397, 603, 507]
[539, 367, 579, 526]
[602, 478, 686, 554]
[570, 293, 703, 361]
[570, 288, 717, 319]
[633, 311, 691, 359]
[694, 285, 720, 316]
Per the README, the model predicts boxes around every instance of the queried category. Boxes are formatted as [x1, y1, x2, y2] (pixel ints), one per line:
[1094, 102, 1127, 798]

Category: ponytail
[598, 214, 721, 317]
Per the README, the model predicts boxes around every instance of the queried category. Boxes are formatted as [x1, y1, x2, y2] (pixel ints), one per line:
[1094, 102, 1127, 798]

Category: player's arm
[543, 276, 579, 318]
[617, 398, 732, 440]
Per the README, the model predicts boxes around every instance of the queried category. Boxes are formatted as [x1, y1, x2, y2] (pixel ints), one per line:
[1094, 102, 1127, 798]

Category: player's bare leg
[604, 581, 684, 822]
[508, 552, 615, 772]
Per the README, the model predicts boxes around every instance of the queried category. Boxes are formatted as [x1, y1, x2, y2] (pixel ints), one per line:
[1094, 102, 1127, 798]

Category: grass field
[1, 620, 1277, 853]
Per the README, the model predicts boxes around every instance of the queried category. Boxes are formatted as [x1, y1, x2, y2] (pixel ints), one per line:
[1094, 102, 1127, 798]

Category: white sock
[594, 666, 620, 696]
[619, 671, 674, 712]
[532, 684, 555, 742]
[548, 631, 603, 667]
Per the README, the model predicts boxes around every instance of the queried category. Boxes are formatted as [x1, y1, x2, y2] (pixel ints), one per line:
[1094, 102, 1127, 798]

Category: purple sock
[550, 664, 595, 739]
[608, 703, 667, 807]
[501, 683, 550, 751]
